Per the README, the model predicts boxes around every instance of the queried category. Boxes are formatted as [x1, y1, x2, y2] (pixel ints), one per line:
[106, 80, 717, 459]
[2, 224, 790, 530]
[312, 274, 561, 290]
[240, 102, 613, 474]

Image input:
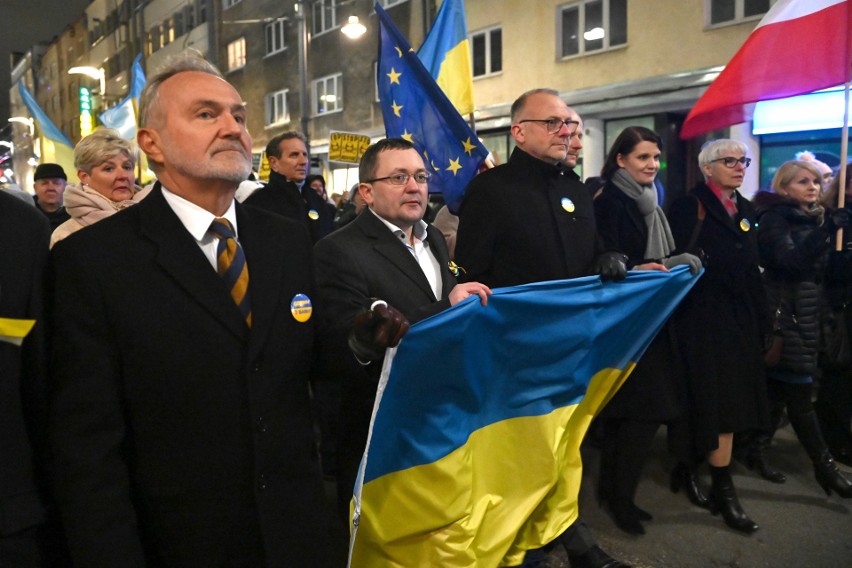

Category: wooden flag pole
[836, 79, 850, 251]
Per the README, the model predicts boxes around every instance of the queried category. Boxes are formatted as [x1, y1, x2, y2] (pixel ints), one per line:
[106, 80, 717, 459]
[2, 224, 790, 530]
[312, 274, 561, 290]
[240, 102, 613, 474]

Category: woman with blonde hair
[50, 128, 149, 247]
[751, 159, 852, 498]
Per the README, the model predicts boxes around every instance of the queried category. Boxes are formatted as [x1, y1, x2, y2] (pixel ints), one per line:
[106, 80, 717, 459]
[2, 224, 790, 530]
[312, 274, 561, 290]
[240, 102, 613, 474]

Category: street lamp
[8, 116, 34, 137]
[68, 66, 107, 104]
[341, 16, 367, 39]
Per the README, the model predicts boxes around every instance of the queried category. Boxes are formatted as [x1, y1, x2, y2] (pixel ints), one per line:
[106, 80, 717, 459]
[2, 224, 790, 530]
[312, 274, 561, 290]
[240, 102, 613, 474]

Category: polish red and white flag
[681, 0, 852, 139]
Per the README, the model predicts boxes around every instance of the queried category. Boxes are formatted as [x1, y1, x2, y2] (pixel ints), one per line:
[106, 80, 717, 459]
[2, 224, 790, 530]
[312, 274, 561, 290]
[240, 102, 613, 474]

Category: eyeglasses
[364, 171, 432, 185]
[519, 118, 580, 135]
[711, 156, 752, 168]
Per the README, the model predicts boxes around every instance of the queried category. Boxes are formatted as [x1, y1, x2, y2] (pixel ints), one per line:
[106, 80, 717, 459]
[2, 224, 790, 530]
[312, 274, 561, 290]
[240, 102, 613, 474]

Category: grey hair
[697, 139, 749, 178]
[138, 49, 224, 128]
[510, 88, 561, 122]
[74, 128, 136, 173]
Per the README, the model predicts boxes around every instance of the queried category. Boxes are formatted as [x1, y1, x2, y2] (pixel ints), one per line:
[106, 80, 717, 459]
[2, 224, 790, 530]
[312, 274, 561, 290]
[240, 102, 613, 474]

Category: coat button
[258, 474, 267, 491]
[256, 417, 267, 433]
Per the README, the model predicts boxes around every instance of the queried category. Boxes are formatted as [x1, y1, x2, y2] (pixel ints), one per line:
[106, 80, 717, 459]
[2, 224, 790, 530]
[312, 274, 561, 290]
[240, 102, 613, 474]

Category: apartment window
[184, 4, 196, 30]
[559, 0, 627, 58]
[174, 12, 185, 37]
[266, 18, 287, 55]
[312, 73, 343, 115]
[471, 27, 502, 78]
[265, 89, 289, 126]
[198, 0, 208, 24]
[223, 0, 242, 9]
[708, 0, 775, 26]
[313, 0, 339, 36]
[227, 38, 247, 71]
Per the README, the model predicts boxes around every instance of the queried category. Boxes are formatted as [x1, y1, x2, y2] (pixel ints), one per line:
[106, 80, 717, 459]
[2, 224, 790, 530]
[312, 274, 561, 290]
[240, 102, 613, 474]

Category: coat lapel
[237, 204, 288, 359]
[138, 186, 247, 340]
[426, 224, 457, 298]
[358, 211, 436, 300]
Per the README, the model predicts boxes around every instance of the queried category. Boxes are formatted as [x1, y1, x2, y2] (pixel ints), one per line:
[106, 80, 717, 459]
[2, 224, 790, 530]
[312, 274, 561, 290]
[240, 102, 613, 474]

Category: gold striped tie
[209, 217, 252, 327]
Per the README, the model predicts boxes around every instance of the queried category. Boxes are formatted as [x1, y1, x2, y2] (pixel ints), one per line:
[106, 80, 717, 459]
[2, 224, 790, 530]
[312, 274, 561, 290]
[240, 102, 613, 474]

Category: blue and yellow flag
[417, 0, 475, 115]
[18, 81, 76, 176]
[376, 3, 488, 215]
[99, 53, 146, 140]
[349, 267, 700, 567]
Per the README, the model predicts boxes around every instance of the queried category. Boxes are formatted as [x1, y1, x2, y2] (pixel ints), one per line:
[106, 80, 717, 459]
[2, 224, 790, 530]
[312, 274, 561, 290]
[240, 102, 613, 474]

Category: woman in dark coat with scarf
[593, 126, 701, 535]
[666, 139, 770, 534]
[753, 159, 852, 498]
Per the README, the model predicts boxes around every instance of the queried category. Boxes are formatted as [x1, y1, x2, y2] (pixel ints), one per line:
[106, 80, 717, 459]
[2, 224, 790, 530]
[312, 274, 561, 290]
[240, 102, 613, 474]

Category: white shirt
[161, 186, 239, 272]
[369, 208, 443, 300]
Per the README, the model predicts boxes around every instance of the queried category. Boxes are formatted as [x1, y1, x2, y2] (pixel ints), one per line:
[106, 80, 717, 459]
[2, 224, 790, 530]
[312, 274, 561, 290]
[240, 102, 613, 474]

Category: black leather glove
[824, 208, 851, 232]
[592, 252, 628, 282]
[348, 300, 410, 362]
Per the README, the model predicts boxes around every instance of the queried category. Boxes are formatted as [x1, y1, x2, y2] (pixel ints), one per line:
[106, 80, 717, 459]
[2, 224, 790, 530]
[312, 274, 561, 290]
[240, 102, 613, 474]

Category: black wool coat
[244, 170, 335, 243]
[667, 182, 770, 452]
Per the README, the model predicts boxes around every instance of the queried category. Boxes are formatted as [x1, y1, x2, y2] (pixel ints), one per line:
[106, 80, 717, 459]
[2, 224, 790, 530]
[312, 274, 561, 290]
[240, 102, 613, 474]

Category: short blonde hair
[74, 128, 136, 173]
[772, 160, 823, 193]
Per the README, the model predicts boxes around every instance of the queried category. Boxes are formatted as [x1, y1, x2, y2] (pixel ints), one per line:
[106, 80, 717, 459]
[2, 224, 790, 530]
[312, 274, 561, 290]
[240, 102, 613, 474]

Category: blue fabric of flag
[375, 3, 488, 214]
[99, 53, 146, 139]
[18, 82, 73, 147]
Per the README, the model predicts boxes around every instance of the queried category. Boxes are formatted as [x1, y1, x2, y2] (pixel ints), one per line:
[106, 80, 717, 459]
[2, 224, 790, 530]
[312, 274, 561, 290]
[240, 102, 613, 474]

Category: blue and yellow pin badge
[561, 197, 575, 213]
[739, 218, 751, 232]
[308, 209, 320, 220]
[448, 261, 466, 277]
[290, 293, 312, 323]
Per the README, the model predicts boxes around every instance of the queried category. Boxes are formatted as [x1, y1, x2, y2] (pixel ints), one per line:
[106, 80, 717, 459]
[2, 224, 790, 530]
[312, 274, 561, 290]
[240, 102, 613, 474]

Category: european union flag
[349, 267, 701, 566]
[376, 3, 488, 214]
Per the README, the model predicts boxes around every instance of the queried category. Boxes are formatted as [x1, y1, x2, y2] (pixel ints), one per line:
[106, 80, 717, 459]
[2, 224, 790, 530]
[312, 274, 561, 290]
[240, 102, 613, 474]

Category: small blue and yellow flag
[417, 0, 475, 115]
[18, 81, 76, 176]
[375, 3, 488, 215]
[349, 267, 700, 567]
[99, 53, 146, 140]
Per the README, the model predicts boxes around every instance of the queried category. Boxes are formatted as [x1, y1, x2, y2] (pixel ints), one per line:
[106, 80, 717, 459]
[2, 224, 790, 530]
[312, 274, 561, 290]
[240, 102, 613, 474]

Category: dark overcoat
[667, 182, 770, 452]
[49, 186, 337, 567]
[244, 170, 335, 243]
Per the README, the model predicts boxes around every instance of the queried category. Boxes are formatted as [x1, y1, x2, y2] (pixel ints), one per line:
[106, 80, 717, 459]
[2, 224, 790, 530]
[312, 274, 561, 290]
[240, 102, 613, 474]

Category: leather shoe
[568, 546, 631, 568]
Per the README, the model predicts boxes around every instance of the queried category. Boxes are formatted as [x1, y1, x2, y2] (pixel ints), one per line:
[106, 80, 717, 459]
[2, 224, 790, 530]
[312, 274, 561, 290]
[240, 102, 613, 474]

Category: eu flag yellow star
[394, 46, 403, 58]
[401, 129, 414, 143]
[391, 100, 403, 117]
[462, 137, 477, 156]
[387, 68, 402, 85]
[446, 157, 462, 175]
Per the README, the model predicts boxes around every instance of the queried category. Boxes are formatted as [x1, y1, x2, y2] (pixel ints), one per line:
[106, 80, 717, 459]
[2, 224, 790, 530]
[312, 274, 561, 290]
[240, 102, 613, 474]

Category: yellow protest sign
[329, 131, 371, 164]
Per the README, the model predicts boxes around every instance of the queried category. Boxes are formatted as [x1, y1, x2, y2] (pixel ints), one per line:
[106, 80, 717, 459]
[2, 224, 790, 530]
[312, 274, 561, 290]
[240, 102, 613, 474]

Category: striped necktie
[209, 217, 252, 327]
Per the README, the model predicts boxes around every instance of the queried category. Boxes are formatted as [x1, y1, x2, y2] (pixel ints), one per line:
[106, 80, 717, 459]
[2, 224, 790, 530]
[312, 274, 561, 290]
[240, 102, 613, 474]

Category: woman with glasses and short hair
[665, 139, 771, 534]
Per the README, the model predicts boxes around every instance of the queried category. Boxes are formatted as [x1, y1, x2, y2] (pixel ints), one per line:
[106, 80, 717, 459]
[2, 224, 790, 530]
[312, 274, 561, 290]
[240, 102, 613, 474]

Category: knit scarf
[611, 168, 675, 260]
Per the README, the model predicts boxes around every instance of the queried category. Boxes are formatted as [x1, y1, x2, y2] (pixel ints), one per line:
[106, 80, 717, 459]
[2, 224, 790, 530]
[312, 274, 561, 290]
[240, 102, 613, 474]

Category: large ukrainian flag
[417, 0, 475, 115]
[18, 82, 76, 176]
[349, 267, 700, 567]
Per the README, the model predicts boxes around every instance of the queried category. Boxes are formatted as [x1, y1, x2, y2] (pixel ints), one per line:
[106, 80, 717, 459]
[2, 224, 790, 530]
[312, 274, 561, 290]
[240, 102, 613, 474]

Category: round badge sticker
[561, 197, 575, 213]
[739, 219, 751, 232]
[308, 209, 320, 220]
[290, 293, 312, 323]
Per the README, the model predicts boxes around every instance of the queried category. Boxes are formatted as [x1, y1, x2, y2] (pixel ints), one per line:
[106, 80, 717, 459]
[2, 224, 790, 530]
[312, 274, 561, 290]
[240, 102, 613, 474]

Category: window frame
[470, 25, 502, 79]
[312, 0, 340, 37]
[312, 73, 343, 116]
[557, 0, 628, 60]
[265, 17, 288, 56]
[222, 0, 242, 10]
[377, 0, 408, 7]
[705, 0, 777, 29]
[265, 88, 290, 127]
[227, 37, 247, 71]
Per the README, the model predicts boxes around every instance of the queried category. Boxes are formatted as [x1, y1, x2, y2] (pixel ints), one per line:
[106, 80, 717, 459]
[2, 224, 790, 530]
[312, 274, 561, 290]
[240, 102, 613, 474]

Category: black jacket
[244, 171, 335, 243]
[755, 191, 830, 375]
[456, 147, 605, 288]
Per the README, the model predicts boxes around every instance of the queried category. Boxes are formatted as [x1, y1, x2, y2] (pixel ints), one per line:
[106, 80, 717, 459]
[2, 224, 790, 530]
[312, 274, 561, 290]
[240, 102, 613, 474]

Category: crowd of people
[2, 51, 851, 568]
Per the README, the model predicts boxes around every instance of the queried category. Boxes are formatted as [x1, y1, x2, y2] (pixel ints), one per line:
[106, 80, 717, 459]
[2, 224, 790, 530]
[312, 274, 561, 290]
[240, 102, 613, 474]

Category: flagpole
[836, 79, 850, 251]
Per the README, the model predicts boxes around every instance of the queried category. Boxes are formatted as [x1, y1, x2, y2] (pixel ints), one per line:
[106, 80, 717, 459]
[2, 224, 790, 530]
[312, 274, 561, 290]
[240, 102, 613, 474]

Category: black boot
[745, 432, 786, 483]
[708, 465, 758, 534]
[670, 462, 710, 509]
[789, 410, 852, 498]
